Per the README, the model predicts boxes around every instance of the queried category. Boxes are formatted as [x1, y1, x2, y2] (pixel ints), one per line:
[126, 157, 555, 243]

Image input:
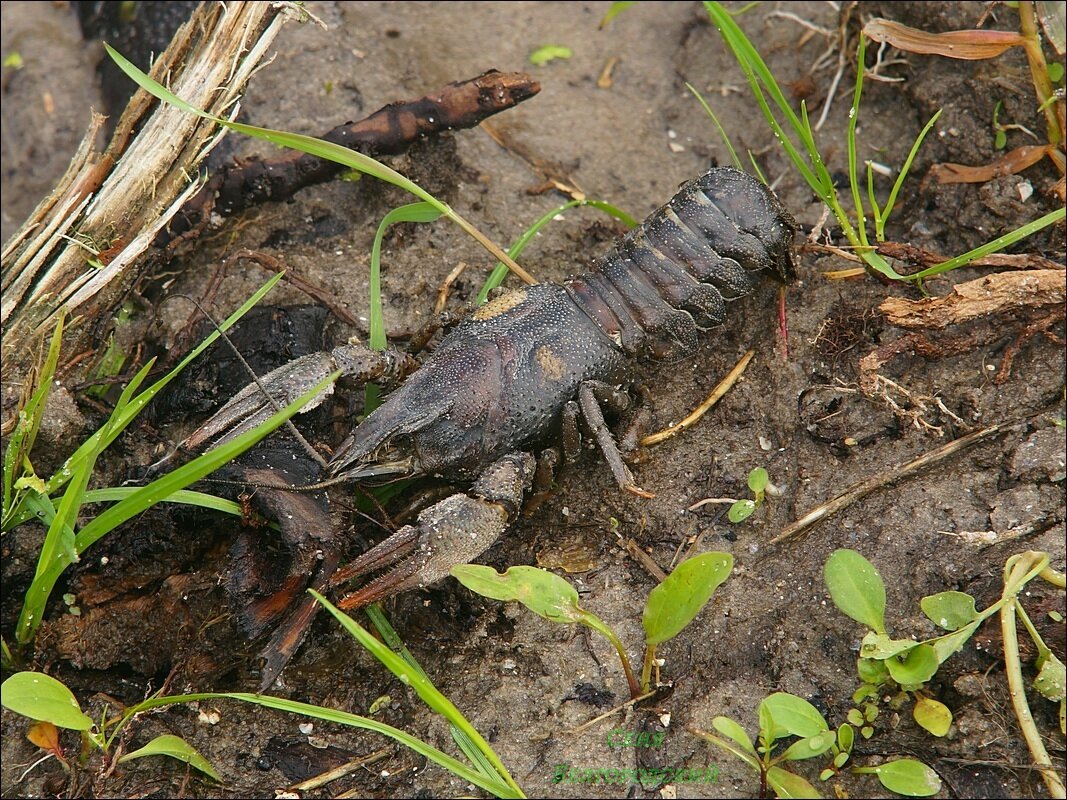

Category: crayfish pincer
[186, 167, 796, 679]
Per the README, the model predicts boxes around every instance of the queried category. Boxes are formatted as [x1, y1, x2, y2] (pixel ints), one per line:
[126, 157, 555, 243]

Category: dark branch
[161, 70, 540, 244]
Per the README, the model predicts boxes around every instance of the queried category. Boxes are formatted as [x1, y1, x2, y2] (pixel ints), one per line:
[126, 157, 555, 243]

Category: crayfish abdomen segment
[568, 168, 797, 360]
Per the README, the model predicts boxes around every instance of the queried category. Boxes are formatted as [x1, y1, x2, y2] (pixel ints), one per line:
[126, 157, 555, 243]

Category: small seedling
[729, 466, 770, 523]
[825, 548, 1065, 798]
[694, 691, 941, 798]
[452, 551, 733, 698]
[0, 671, 221, 782]
[528, 45, 573, 66]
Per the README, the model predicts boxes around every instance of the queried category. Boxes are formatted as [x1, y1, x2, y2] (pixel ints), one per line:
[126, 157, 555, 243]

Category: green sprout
[695, 691, 941, 798]
[825, 549, 1065, 798]
[453, 551, 733, 698]
[729, 466, 770, 523]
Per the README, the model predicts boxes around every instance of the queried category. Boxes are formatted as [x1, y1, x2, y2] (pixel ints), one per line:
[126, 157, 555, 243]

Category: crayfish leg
[577, 381, 656, 499]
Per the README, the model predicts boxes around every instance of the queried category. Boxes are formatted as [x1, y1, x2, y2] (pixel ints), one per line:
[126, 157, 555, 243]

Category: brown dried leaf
[880, 270, 1066, 330]
[27, 721, 62, 755]
[863, 18, 1024, 60]
[928, 145, 1053, 184]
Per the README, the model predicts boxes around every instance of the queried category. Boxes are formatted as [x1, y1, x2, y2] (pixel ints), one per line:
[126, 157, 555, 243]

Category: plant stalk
[1000, 551, 1066, 799]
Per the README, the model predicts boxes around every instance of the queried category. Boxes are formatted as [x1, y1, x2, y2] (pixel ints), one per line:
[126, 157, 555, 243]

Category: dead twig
[640, 350, 754, 446]
[877, 270, 1065, 330]
[770, 419, 1019, 545]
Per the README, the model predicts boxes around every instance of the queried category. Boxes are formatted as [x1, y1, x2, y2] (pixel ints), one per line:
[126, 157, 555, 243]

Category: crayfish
[182, 167, 797, 686]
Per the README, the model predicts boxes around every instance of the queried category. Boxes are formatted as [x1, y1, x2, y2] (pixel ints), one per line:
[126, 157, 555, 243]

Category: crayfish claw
[335, 453, 535, 609]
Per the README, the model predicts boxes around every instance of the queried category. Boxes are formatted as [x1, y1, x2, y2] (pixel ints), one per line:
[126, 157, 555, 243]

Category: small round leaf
[728, 499, 756, 523]
[920, 591, 977, 631]
[913, 696, 952, 737]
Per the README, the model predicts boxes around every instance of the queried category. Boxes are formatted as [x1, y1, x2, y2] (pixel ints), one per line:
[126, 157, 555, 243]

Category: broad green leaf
[767, 765, 822, 798]
[528, 45, 572, 66]
[642, 552, 732, 646]
[450, 564, 586, 624]
[781, 730, 836, 761]
[913, 697, 952, 737]
[870, 758, 942, 796]
[712, 715, 756, 754]
[759, 693, 829, 740]
[929, 618, 981, 663]
[859, 632, 916, 660]
[728, 499, 756, 522]
[920, 591, 978, 630]
[1034, 653, 1066, 702]
[1, 672, 93, 730]
[885, 643, 938, 686]
[824, 550, 886, 634]
[120, 734, 222, 781]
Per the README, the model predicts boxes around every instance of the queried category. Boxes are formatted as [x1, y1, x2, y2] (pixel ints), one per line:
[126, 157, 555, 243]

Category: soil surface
[2, 2, 1064, 799]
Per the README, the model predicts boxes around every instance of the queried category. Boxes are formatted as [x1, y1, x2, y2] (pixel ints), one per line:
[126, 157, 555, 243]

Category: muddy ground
[2, 2, 1065, 798]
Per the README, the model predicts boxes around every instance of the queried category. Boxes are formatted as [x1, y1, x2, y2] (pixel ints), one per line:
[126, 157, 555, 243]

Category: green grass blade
[370, 203, 443, 350]
[847, 35, 870, 249]
[867, 163, 883, 238]
[79, 487, 246, 517]
[686, 83, 742, 169]
[5, 491, 61, 533]
[104, 691, 504, 794]
[42, 273, 284, 497]
[311, 590, 525, 797]
[117, 691, 519, 798]
[705, 2, 826, 192]
[363, 603, 495, 779]
[908, 206, 1066, 280]
[477, 199, 636, 303]
[747, 151, 769, 186]
[16, 370, 337, 647]
[879, 109, 942, 239]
